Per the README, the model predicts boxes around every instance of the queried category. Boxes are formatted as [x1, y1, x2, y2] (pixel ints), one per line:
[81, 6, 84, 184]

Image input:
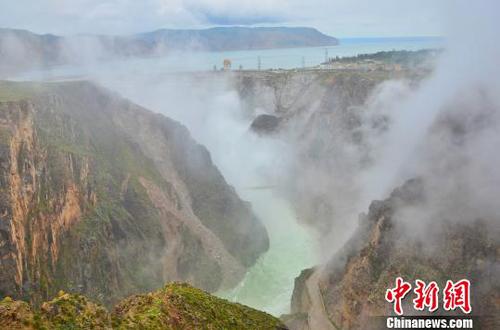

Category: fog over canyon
[0, 0, 499, 329]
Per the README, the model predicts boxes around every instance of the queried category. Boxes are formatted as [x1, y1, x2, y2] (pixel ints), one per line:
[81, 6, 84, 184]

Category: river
[217, 189, 318, 316]
[7, 37, 439, 317]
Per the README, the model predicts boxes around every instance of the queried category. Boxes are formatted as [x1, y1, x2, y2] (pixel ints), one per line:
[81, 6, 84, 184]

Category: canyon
[0, 80, 269, 307]
[0, 48, 499, 329]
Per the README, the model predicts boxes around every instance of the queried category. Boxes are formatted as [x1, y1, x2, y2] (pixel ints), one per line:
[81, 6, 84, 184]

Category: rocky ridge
[0, 282, 286, 329]
[289, 179, 500, 329]
[0, 80, 269, 306]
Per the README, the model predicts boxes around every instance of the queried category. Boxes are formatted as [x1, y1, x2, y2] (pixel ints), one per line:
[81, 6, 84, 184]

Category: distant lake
[208, 36, 444, 70]
[12, 36, 443, 81]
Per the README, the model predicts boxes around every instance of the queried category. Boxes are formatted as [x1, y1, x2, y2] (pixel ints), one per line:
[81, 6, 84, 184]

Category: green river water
[217, 189, 318, 316]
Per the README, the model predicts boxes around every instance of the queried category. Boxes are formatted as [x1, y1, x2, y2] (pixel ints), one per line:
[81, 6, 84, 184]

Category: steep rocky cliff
[234, 69, 421, 234]
[0, 282, 286, 329]
[0, 80, 269, 306]
[289, 179, 500, 329]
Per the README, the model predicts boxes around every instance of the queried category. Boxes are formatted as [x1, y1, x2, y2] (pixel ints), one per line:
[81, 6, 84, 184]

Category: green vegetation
[0, 297, 36, 329]
[0, 127, 11, 145]
[0, 80, 66, 102]
[0, 81, 40, 102]
[0, 80, 177, 306]
[39, 291, 111, 329]
[0, 292, 111, 329]
[113, 283, 286, 329]
[0, 283, 286, 330]
[327, 49, 441, 67]
[0, 80, 268, 315]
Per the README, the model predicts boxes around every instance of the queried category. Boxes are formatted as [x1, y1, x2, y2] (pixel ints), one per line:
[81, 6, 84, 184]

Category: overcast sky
[0, 0, 444, 37]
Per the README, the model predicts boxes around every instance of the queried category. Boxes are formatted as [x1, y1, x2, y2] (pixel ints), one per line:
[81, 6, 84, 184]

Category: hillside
[0, 80, 269, 306]
[231, 68, 422, 234]
[222, 63, 499, 329]
[136, 27, 338, 51]
[288, 180, 500, 329]
[0, 282, 286, 329]
[0, 27, 338, 73]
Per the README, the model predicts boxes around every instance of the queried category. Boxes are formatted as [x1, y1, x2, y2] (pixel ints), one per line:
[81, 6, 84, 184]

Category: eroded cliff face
[233, 70, 419, 233]
[0, 98, 96, 304]
[0, 81, 269, 306]
[290, 179, 500, 329]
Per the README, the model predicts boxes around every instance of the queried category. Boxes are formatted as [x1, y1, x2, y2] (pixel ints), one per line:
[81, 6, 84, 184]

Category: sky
[0, 0, 444, 37]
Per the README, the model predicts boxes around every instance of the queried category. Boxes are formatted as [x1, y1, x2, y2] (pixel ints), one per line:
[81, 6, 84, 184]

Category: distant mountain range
[0, 27, 338, 73]
[137, 27, 339, 51]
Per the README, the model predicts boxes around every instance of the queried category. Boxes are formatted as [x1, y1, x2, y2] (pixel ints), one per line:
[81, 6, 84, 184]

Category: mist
[1, 0, 498, 321]
[359, 0, 500, 233]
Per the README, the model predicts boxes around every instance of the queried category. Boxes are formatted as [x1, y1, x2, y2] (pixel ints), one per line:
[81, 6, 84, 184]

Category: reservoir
[9, 36, 442, 80]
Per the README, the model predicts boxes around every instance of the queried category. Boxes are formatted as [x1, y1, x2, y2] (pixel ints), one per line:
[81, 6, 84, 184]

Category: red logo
[385, 277, 412, 315]
[413, 280, 439, 312]
[443, 279, 471, 314]
[386, 278, 471, 315]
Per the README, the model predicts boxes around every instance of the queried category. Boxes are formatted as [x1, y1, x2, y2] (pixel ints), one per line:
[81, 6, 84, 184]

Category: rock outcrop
[0, 80, 269, 306]
[0, 282, 286, 329]
[290, 179, 500, 329]
[249, 114, 282, 135]
[234, 70, 412, 233]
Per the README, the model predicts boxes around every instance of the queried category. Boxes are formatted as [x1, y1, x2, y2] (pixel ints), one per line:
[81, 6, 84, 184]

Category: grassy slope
[0, 283, 286, 330]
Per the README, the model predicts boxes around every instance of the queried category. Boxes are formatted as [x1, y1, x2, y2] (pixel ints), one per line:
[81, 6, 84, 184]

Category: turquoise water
[217, 189, 318, 316]
[7, 36, 440, 317]
[11, 37, 443, 80]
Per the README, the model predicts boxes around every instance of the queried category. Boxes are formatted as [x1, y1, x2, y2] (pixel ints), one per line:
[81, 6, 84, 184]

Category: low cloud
[0, 0, 441, 37]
